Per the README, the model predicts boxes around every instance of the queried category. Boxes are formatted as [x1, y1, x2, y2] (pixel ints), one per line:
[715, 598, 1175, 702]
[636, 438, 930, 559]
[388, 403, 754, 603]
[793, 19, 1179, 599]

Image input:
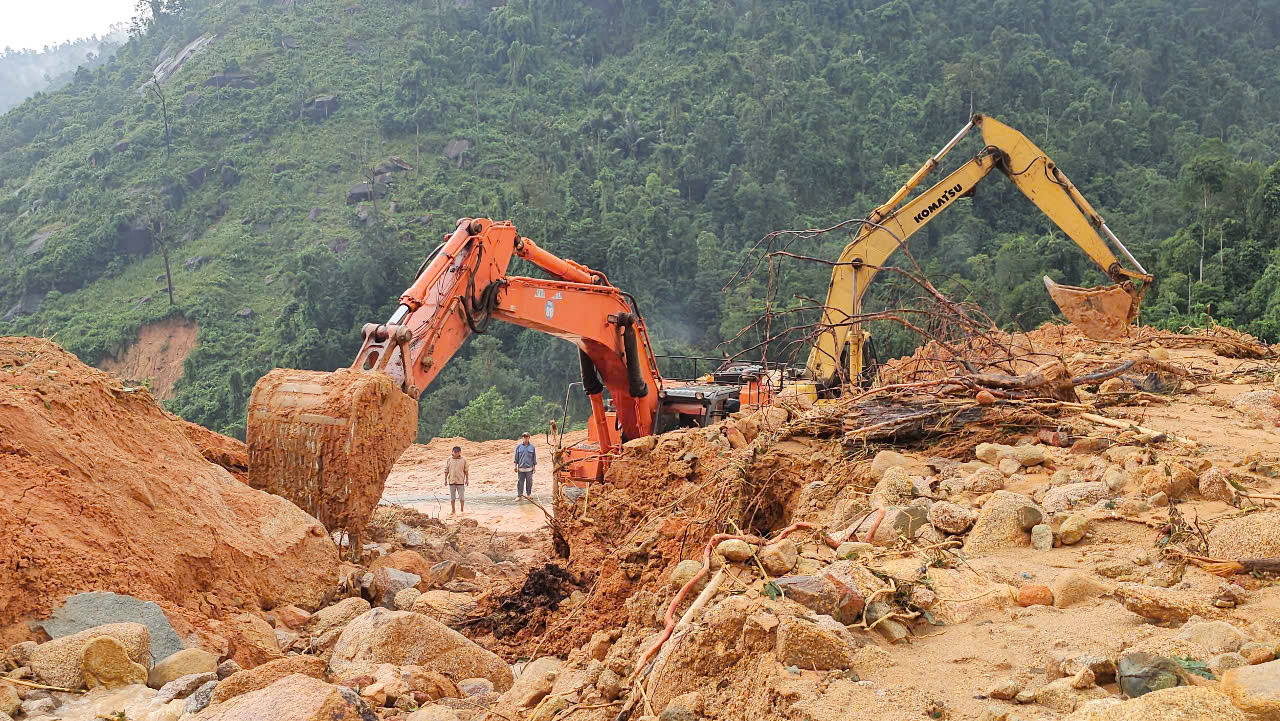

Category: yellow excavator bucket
[1043, 276, 1137, 340]
[246, 368, 418, 548]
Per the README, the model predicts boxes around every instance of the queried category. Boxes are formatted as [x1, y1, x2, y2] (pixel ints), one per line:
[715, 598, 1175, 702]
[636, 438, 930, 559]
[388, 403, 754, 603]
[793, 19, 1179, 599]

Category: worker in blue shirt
[514, 431, 537, 499]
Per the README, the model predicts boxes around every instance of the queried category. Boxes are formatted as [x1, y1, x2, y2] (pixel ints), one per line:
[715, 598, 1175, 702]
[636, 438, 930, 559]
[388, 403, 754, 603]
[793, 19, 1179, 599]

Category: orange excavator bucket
[246, 367, 418, 550]
[1043, 276, 1138, 341]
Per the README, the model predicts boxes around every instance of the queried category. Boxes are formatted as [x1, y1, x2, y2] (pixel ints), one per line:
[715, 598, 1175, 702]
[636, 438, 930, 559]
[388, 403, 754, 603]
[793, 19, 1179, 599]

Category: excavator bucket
[1043, 276, 1136, 340]
[246, 368, 418, 548]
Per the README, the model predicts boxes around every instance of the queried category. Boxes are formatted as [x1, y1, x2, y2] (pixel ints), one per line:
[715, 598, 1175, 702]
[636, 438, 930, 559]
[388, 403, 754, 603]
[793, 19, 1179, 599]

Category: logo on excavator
[912, 183, 964, 224]
[545, 301, 555, 319]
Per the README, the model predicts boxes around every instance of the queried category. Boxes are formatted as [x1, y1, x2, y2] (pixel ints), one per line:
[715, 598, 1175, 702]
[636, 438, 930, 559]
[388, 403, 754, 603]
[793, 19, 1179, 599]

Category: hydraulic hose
[616, 313, 650, 399]
[579, 349, 604, 396]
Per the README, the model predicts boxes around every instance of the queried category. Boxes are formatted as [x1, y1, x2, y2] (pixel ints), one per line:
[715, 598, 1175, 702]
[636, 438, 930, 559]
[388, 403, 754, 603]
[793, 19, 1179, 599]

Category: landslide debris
[455, 322, 1280, 721]
[0, 337, 338, 644]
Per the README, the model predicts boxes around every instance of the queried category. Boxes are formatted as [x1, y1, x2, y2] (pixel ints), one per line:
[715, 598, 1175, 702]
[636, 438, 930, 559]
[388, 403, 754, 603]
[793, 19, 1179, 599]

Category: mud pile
[0, 338, 338, 646]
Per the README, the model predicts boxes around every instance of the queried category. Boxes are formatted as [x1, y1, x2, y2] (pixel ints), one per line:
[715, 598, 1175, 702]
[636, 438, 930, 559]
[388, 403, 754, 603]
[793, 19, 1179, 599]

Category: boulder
[362, 568, 421, 609]
[1114, 583, 1205, 624]
[410, 591, 475, 627]
[193, 673, 376, 721]
[1208, 512, 1280, 559]
[964, 491, 1040, 555]
[272, 605, 313, 631]
[869, 466, 915, 508]
[502, 657, 560, 708]
[185, 680, 220, 715]
[1042, 483, 1110, 513]
[0, 683, 17, 716]
[210, 655, 328, 705]
[303, 95, 339, 121]
[329, 608, 513, 691]
[156, 671, 217, 703]
[964, 467, 1007, 493]
[394, 588, 422, 610]
[1034, 677, 1112, 712]
[149, 648, 218, 688]
[869, 450, 928, 479]
[371, 550, 433, 581]
[715, 539, 753, 562]
[1209, 653, 1249, 677]
[775, 615, 857, 670]
[82, 636, 148, 689]
[1018, 585, 1054, 606]
[1220, 659, 1280, 720]
[1052, 570, 1112, 608]
[771, 576, 838, 616]
[1031, 523, 1054, 550]
[1198, 468, 1237, 503]
[223, 613, 282, 668]
[928, 501, 977, 534]
[310, 598, 372, 635]
[1064, 686, 1246, 720]
[1177, 620, 1247, 655]
[30, 622, 150, 689]
[357, 664, 460, 708]
[1117, 653, 1190, 698]
[37, 592, 184, 662]
[1060, 514, 1090, 545]
[758, 540, 798, 575]
[669, 560, 707, 591]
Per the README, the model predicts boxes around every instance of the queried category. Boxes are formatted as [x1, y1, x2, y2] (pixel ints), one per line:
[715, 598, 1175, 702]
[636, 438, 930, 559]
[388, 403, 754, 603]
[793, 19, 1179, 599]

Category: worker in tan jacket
[445, 446, 469, 515]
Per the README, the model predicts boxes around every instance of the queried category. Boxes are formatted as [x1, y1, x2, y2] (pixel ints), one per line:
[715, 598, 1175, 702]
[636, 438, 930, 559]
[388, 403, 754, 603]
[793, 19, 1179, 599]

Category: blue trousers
[517, 471, 534, 496]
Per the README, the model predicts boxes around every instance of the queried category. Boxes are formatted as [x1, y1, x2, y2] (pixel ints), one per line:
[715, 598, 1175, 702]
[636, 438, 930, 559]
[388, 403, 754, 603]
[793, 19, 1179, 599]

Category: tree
[440, 387, 555, 441]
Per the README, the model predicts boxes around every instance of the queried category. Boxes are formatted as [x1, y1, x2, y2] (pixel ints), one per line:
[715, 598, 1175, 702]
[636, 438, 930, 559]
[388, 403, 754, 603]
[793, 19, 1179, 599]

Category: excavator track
[246, 368, 418, 547]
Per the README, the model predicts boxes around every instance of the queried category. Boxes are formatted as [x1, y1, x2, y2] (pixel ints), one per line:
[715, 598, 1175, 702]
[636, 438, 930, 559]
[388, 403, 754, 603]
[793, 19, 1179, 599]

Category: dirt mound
[0, 337, 339, 645]
[96, 316, 199, 400]
[878, 322, 1273, 385]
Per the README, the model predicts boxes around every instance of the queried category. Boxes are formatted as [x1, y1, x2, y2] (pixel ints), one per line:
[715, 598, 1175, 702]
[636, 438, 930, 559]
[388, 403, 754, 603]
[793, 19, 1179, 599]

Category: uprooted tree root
[468, 563, 580, 639]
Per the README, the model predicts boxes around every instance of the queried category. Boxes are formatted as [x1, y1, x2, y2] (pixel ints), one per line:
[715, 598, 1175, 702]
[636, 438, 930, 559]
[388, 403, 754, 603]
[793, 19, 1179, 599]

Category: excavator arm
[807, 114, 1153, 389]
[247, 218, 662, 545]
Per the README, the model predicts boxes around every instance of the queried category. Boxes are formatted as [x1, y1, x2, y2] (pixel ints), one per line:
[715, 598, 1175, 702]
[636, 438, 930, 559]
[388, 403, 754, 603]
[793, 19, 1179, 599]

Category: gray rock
[216, 659, 242, 680]
[184, 679, 219, 714]
[34, 591, 184, 661]
[1117, 652, 1188, 698]
[1031, 524, 1054, 550]
[156, 672, 216, 703]
[1017, 505, 1043, 531]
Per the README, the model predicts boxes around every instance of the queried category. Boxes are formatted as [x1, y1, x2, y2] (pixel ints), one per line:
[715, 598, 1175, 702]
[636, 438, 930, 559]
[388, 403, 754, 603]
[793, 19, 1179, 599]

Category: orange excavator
[246, 217, 758, 546]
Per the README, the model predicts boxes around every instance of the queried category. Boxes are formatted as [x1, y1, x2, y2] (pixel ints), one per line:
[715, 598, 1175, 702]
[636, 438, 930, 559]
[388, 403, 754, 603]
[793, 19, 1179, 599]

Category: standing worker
[445, 445, 469, 515]
[514, 431, 536, 499]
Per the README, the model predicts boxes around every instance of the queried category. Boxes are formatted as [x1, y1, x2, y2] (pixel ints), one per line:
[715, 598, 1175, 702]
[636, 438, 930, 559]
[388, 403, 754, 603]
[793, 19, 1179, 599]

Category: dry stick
[3, 677, 84, 694]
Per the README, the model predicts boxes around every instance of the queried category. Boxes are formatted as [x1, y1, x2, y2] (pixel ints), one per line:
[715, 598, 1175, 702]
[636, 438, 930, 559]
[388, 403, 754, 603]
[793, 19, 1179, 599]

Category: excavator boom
[247, 218, 663, 547]
[806, 114, 1152, 389]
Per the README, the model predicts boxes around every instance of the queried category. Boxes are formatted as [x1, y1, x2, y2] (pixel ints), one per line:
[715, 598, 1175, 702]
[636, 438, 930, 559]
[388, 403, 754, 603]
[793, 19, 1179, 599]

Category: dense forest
[0, 31, 127, 114]
[2, 0, 1280, 441]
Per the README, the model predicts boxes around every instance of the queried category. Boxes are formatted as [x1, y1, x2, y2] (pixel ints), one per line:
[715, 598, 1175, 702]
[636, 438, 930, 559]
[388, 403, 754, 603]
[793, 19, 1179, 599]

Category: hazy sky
[1, 0, 136, 52]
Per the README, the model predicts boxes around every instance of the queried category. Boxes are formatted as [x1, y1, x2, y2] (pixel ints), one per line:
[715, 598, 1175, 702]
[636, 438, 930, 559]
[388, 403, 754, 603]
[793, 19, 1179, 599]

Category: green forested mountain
[2, 0, 1280, 440]
[0, 32, 127, 114]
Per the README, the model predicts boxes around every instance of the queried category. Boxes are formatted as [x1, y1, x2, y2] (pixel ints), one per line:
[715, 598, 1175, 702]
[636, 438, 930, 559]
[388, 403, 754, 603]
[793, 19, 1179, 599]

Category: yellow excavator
[805, 113, 1153, 393]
